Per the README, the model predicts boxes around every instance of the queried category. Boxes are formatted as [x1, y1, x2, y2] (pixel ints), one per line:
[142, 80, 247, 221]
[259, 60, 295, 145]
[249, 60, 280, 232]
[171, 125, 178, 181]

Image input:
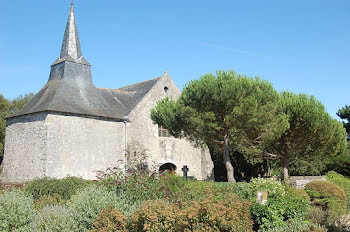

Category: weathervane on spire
[71, 0, 74, 6]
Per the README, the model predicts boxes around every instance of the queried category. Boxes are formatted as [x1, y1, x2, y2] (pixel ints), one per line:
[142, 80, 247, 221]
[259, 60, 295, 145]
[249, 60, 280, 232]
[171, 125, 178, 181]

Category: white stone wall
[2, 113, 48, 183]
[127, 75, 214, 180]
[45, 114, 125, 180]
[2, 112, 125, 183]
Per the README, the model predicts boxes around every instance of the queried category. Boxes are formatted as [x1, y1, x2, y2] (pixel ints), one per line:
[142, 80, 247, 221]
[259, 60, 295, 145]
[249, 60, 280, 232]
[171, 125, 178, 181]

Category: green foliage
[24, 176, 90, 201]
[337, 105, 350, 134]
[31, 205, 72, 232]
[151, 70, 288, 182]
[249, 178, 310, 231]
[262, 218, 327, 232]
[288, 155, 327, 176]
[0, 190, 35, 232]
[66, 185, 119, 231]
[34, 194, 65, 210]
[214, 181, 255, 200]
[267, 92, 348, 182]
[0, 93, 34, 159]
[326, 171, 350, 213]
[0, 94, 10, 158]
[305, 180, 347, 215]
[325, 153, 350, 177]
[97, 151, 168, 204]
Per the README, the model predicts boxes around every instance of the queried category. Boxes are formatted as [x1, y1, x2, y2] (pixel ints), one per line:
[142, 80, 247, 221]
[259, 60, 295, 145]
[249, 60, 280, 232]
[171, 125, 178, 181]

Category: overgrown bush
[263, 218, 327, 232]
[89, 207, 128, 232]
[31, 205, 71, 232]
[66, 185, 119, 232]
[130, 190, 253, 232]
[34, 194, 65, 210]
[309, 206, 350, 232]
[130, 200, 179, 231]
[213, 181, 255, 200]
[326, 171, 350, 213]
[24, 176, 90, 201]
[286, 187, 310, 201]
[0, 190, 35, 232]
[97, 151, 167, 203]
[305, 180, 347, 215]
[249, 178, 310, 231]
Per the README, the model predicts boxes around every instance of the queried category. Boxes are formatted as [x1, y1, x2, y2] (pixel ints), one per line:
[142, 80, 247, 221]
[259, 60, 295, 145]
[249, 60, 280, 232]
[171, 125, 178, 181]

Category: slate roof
[9, 3, 162, 120]
[98, 77, 161, 117]
[13, 76, 161, 120]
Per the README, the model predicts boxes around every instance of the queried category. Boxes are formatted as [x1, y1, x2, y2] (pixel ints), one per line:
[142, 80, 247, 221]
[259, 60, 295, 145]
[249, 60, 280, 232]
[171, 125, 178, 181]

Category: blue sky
[0, 0, 349, 119]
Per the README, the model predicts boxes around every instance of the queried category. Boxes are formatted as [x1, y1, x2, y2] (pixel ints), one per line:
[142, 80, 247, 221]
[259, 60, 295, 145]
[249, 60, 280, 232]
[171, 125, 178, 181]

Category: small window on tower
[158, 125, 171, 137]
[164, 86, 169, 92]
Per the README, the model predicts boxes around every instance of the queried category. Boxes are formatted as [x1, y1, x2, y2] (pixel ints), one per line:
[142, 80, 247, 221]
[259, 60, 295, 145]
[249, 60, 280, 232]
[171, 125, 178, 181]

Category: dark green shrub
[326, 171, 350, 213]
[305, 180, 347, 215]
[214, 181, 255, 200]
[286, 187, 310, 201]
[325, 153, 350, 177]
[24, 176, 90, 201]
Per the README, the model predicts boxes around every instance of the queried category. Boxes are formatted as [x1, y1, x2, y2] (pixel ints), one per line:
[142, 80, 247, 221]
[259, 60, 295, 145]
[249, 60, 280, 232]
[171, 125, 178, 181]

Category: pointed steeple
[53, 2, 89, 66]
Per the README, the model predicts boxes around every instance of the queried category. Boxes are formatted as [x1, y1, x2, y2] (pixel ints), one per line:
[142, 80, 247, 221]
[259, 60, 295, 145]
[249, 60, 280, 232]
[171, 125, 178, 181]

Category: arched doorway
[159, 163, 177, 174]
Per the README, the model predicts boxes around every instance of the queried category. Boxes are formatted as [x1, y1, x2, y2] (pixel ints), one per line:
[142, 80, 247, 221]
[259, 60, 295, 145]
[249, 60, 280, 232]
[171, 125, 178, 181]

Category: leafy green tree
[151, 70, 288, 182]
[0, 93, 34, 160]
[337, 105, 350, 136]
[0, 94, 10, 158]
[267, 92, 347, 182]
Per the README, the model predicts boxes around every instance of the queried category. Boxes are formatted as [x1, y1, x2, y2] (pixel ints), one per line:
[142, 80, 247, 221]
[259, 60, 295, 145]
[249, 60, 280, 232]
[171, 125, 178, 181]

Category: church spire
[60, 1, 82, 61]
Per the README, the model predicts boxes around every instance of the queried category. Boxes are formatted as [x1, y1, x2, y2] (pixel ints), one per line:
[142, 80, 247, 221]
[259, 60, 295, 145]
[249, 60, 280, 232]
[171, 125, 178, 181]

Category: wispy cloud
[200, 42, 266, 57]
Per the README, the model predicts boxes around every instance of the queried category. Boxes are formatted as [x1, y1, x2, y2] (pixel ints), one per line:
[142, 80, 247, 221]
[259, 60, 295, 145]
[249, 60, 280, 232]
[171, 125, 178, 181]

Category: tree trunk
[223, 134, 236, 182]
[282, 147, 289, 183]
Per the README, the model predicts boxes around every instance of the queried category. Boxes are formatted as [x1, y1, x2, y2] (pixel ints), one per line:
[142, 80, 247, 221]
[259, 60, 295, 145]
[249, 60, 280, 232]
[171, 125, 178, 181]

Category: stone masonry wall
[45, 114, 125, 180]
[127, 75, 214, 180]
[1, 112, 126, 183]
[2, 113, 48, 183]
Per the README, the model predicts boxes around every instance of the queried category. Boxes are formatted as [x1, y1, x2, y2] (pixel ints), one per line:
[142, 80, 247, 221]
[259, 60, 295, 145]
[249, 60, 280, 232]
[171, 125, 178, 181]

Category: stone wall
[289, 176, 326, 189]
[127, 75, 214, 180]
[2, 113, 48, 183]
[45, 114, 125, 180]
[2, 112, 125, 183]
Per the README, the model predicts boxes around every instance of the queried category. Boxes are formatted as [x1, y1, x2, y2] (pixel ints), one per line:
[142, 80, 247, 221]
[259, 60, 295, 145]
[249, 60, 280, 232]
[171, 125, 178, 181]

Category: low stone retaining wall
[289, 176, 326, 189]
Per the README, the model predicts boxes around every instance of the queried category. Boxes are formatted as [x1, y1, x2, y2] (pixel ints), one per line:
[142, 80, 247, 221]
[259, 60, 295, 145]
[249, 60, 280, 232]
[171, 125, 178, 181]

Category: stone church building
[1, 3, 213, 183]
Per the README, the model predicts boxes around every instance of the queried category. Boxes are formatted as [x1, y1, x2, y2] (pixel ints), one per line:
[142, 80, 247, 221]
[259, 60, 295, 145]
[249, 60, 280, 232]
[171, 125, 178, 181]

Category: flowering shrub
[249, 178, 310, 231]
[130, 200, 179, 231]
[89, 207, 128, 232]
[250, 177, 285, 198]
[129, 189, 253, 232]
[0, 190, 35, 232]
[96, 151, 166, 203]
